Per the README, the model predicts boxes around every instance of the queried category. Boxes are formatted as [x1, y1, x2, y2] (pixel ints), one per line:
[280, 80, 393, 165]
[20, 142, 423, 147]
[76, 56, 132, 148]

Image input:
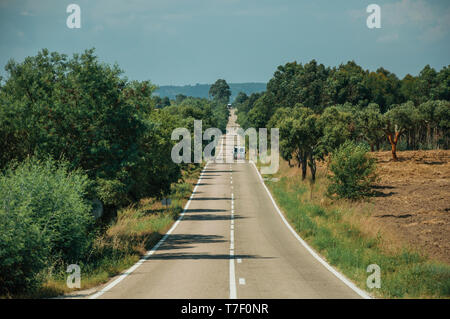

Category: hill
[154, 82, 266, 101]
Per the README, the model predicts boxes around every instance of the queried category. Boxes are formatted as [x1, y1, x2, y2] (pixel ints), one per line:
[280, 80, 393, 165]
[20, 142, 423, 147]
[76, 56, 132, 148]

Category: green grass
[10, 164, 204, 299]
[265, 174, 450, 298]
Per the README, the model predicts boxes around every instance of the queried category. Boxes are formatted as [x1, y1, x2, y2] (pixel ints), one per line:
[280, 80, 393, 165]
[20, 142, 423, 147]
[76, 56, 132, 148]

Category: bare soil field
[278, 150, 449, 264]
[369, 150, 450, 264]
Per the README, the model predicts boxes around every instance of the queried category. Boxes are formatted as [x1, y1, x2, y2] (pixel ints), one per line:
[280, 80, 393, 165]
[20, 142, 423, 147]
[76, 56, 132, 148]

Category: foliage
[209, 79, 231, 104]
[327, 141, 377, 199]
[0, 48, 179, 208]
[0, 157, 93, 294]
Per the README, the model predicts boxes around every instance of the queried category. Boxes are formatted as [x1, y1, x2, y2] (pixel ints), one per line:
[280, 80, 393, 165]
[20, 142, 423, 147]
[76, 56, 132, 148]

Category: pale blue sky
[1, 0, 449, 85]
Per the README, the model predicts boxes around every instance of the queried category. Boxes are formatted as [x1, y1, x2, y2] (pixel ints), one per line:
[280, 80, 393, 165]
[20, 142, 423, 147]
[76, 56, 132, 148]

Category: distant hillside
[154, 82, 266, 102]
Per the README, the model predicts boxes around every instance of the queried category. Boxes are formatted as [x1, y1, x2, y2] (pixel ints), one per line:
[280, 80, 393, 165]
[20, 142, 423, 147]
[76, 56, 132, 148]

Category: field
[263, 150, 450, 298]
[368, 150, 450, 264]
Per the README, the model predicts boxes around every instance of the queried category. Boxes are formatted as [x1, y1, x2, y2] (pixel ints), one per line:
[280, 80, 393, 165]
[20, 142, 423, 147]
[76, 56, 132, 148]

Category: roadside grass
[19, 164, 203, 298]
[261, 159, 450, 298]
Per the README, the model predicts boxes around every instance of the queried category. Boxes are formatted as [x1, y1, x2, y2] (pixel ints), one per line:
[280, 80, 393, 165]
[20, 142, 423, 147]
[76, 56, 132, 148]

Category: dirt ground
[368, 150, 450, 264]
[278, 150, 450, 264]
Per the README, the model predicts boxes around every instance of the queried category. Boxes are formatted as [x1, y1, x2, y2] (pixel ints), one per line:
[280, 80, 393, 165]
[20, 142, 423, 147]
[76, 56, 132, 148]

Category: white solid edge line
[89, 162, 210, 299]
[250, 161, 372, 299]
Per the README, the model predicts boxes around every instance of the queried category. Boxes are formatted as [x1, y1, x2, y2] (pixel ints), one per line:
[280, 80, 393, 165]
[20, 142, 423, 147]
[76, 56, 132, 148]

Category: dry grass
[24, 164, 204, 298]
[263, 154, 450, 298]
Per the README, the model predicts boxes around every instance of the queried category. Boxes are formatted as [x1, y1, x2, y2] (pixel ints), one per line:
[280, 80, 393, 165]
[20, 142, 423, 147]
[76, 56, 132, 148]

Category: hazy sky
[1, 0, 449, 85]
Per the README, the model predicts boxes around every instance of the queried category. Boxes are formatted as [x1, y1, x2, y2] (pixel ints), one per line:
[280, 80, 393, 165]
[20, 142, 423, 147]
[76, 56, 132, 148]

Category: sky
[0, 0, 449, 86]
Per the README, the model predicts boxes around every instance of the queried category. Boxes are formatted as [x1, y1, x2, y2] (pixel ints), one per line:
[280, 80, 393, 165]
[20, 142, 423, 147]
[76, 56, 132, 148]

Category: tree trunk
[387, 132, 400, 161]
[308, 152, 316, 183]
[298, 151, 307, 180]
[370, 143, 374, 152]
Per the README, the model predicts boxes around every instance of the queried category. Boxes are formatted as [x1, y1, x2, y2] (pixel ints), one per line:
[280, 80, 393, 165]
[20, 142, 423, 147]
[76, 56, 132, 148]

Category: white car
[233, 146, 245, 160]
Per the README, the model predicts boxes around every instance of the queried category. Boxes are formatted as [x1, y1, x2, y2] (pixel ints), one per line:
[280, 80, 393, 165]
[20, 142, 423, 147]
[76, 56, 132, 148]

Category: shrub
[0, 49, 178, 209]
[327, 141, 377, 200]
[0, 158, 94, 294]
[0, 207, 47, 294]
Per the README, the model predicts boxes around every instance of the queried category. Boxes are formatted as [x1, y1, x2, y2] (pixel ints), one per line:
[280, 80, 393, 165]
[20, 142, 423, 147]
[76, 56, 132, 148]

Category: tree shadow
[185, 208, 228, 213]
[183, 214, 246, 221]
[422, 161, 445, 165]
[203, 170, 237, 173]
[191, 197, 232, 201]
[372, 185, 396, 197]
[146, 252, 271, 260]
[377, 214, 412, 219]
[145, 233, 271, 260]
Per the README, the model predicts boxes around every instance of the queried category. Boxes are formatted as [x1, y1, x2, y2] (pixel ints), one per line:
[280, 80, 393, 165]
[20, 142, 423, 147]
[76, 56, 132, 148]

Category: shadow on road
[183, 214, 246, 221]
[191, 197, 232, 201]
[146, 252, 271, 260]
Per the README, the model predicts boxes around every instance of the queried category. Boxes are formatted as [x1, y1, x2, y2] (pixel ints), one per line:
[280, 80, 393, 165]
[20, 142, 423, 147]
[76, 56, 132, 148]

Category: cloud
[382, 0, 434, 26]
[20, 11, 34, 16]
[350, 0, 450, 42]
[377, 32, 399, 43]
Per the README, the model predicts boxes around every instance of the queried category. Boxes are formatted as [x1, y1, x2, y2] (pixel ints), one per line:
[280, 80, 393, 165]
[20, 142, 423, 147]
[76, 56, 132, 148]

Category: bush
[0, 158, 94, 294]
[0, 49, 176, 209]
[0, 207, 47, 294]
[327, 141, 377, 199]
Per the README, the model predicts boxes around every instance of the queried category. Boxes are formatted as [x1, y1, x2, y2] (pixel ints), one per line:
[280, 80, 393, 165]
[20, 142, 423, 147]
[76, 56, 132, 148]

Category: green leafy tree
[234, 92, 248, 105]
[277, 106, 323, 181]
[383, 101, 418, 160]
[0, 157, 93, 294]
[327, 141, 377, 200]
[363, 67, 402, 112]
[325, 61, 370, 106]
[0, 49, 178, 210]
[357, 103, 384, 151]
[400, 74, 421, 105]
[209, 79, 231, 103]
[433, 66, 450, 101]
[417, 65, 438, 102]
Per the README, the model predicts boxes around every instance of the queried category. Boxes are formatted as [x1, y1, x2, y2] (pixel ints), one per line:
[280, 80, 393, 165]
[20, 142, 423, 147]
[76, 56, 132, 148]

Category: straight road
[90, 110, 365, 299]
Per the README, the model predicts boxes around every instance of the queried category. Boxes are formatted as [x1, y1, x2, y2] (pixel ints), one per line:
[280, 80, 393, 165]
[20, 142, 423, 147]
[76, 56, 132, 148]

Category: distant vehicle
[227, 104, 232, 109]
[233, 146, 245, 160]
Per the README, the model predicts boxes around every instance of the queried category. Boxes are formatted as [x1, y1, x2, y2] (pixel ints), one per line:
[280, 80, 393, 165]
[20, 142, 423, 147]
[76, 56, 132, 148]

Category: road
[90, 110, 365, 299]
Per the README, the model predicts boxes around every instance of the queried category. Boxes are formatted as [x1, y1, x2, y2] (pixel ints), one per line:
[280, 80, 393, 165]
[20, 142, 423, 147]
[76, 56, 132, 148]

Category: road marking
[89, 162, 211, 299]
[250, 161, 372, 299]
[239, 278, 246, 285]
[229, 181, 237, 299]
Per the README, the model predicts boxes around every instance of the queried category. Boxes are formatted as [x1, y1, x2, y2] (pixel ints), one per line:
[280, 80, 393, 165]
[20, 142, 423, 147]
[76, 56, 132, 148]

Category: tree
[400, 74, 421, 105]
[265, 60, 330, 114]
[325, 61, 370, 106]
[234, 92, 248, 105]
[277, 106, 323, 181]
[0, 48, 179, 210]
[175, 94, 187, 104]
[161, 96, 171, 107]
[327, 141, 377, 200]
[417, 65, 438, 102]
[357, 103, 384, 151]
[364, 67, 402, 112]
[432, 66, 450, 101]
[209, 79, 231, 103]
[382, 102, 418, 161]
[318, 105, 358, 155]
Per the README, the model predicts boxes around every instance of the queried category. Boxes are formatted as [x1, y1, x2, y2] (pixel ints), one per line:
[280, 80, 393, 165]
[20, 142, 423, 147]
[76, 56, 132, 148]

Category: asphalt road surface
[89, 110, 365, 299]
